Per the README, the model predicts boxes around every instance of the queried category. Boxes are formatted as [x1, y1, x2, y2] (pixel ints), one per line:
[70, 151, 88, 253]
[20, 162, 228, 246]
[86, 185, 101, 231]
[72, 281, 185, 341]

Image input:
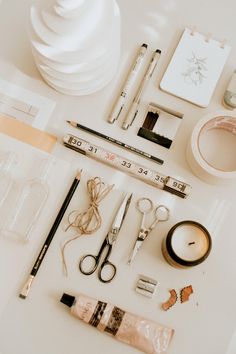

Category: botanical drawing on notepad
[182, 52, 207, 85]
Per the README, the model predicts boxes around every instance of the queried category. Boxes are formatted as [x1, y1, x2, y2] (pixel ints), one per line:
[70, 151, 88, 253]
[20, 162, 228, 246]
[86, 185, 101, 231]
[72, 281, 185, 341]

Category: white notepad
[160, 28, 231, 107]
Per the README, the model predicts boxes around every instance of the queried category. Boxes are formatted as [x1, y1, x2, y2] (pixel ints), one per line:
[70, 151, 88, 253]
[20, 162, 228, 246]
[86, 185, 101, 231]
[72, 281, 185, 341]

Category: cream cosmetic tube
[60, 293, 174, 354]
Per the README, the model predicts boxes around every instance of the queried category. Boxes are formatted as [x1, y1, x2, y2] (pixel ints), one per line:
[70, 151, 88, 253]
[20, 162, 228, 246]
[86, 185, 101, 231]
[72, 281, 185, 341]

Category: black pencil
[19, 170, 82, 299]
[67, 120, 164, 165]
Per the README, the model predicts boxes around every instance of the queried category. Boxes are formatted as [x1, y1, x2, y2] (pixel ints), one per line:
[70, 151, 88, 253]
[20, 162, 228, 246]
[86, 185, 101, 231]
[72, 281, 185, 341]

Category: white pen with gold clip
[122, 49, 161, 130]
[108, 43, 148, 124]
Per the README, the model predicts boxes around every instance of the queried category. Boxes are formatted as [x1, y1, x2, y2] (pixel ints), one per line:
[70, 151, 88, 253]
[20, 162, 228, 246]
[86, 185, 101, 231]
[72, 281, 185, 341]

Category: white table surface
[0, 1, 236, 354]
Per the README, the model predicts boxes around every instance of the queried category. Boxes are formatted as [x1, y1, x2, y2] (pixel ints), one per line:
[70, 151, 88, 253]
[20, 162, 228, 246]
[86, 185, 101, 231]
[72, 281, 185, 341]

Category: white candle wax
[171, 224, 210, 262]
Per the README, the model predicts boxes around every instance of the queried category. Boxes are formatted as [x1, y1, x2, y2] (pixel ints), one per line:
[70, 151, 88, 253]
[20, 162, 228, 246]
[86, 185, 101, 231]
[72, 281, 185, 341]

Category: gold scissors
[128, 197, 169, 264]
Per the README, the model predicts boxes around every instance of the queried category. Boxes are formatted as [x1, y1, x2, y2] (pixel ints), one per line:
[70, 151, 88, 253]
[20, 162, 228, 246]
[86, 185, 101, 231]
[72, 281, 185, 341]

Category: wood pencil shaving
[162, 289, 178, 311]
[180, 285, 193, 303]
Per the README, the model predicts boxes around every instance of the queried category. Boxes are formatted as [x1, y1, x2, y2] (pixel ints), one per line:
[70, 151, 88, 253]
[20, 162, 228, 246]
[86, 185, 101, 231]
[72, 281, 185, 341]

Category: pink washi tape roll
[186, 111, 236, 184]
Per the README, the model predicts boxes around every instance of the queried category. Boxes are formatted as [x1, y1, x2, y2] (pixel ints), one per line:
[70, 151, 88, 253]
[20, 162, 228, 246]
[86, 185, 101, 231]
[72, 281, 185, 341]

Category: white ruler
[63, 134, 191, 199]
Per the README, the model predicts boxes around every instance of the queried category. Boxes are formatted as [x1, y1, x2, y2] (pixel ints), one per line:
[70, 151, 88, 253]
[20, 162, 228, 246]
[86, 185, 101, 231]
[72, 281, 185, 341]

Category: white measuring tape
[63, 134, 191, 198]
[186, 111, 236, 184]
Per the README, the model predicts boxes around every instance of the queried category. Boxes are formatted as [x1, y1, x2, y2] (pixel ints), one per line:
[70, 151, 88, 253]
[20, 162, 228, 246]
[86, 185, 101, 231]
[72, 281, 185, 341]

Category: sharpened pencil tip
[76, 169, 83, 180]
[67, 120, 77, 128]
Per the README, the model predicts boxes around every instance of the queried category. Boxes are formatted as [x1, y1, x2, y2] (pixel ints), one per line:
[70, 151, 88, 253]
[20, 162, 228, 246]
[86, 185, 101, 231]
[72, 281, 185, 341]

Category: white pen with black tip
[122, 49, 161, 130]
[108, 43, 148, 124]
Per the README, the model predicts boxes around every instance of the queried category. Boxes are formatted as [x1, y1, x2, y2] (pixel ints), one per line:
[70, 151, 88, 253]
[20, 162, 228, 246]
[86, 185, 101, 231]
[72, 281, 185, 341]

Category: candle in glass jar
[162, 221, 212, 268]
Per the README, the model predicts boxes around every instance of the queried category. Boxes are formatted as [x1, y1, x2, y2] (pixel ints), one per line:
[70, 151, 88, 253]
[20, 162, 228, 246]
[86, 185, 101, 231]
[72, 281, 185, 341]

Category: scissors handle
[79, 241, 117, 282]
[79, 236, 109, 276]
[98, 260, 116, 283]
[79, 254, 99, 275]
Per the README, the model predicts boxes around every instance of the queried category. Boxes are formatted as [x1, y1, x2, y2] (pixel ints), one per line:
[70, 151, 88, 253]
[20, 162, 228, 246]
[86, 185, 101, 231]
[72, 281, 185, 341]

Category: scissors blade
[111, 193, 132, 231]
[127, 239, 143, 265]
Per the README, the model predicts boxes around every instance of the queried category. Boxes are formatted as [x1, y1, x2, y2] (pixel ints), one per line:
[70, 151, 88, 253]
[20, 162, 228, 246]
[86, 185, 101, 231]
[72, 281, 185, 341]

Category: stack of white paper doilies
[29, 0, 121, 95]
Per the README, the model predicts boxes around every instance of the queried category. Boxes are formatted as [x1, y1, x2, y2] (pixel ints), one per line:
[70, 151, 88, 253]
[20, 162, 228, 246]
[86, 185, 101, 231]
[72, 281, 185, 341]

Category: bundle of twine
[61, 177, 114, 275]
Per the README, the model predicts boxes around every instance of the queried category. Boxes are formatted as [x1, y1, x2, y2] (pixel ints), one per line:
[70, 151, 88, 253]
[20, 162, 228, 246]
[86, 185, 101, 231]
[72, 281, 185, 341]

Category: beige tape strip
[0, 114, 57, 153]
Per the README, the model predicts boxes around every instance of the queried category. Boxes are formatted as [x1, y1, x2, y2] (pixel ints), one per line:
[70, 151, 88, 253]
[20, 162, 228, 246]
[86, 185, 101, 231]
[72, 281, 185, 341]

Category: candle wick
[188, 242, 195, 246]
